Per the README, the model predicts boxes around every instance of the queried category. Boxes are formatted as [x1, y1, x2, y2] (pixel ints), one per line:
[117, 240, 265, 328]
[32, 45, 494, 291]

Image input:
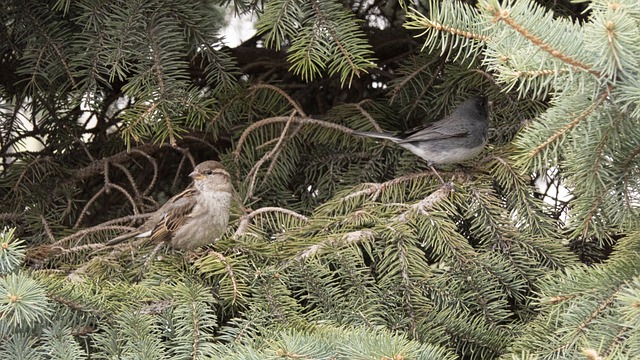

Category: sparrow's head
[189, 160, 233, 192]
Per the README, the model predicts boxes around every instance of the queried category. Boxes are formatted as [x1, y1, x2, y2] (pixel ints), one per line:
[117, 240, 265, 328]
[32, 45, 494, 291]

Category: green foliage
[1, 0, 640, 359]
[256, 0, 376, 86]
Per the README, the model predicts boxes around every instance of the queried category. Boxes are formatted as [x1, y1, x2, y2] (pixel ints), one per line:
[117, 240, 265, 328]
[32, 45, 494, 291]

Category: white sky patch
[221, 11, 256, 47]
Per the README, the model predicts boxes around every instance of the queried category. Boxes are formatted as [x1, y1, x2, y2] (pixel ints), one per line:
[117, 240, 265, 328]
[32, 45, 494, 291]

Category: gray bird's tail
[352, 131, 400, 143]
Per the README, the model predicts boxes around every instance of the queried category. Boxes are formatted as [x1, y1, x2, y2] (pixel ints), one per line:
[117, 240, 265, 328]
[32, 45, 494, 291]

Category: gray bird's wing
[149, 187, 198, 243]
[398, 116, 469, 143]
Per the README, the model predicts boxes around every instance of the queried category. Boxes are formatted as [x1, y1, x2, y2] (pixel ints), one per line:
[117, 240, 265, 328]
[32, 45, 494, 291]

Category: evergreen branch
[310, 1, 364, 85]
[394, 183, 453, 223]
[405, 7, 490, 42]
[190, 305, 201, 360]
[396, 235, 417, 335]
[202, 251, 241, 306]
[528, 89, 609, 158]
[25, 11, 77, 88]
[49, 242, 107, 255]
[552, 286, 621, 354]
[602, 326, 628, 358]
[0, 213, 23, 222]
[256, 0, 301, 51]
[11, 156, 56, 195]
[388, 55, 444, 113]
[403, 1, 488, 63]
[121, 101, 160, 143]
[235, 207, 308, 238]
[511, 68, 570, 79]
[74, 175, 140, 229]
[72, 188, 104, 229]
[353, 101, 382, 132]
[164, 113, 177, 147]
[109, 183, 140, 215]
[622, 145, 640, 208]
[343, 171, 434, 201]
[170, 150, 197, 191]
[296, 230, 373, 260]
[59, 243, 107, 254]
[575, 194, 605, 239]
[482, 2, 601, 78]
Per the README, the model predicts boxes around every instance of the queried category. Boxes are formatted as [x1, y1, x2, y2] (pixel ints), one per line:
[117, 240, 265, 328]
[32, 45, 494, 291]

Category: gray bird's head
[454, 96, 489, 123]
[189, 160, 233, 192]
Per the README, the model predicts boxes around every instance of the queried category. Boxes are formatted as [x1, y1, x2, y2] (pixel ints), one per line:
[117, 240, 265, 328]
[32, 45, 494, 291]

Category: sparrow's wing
[149, 188, 199, 243]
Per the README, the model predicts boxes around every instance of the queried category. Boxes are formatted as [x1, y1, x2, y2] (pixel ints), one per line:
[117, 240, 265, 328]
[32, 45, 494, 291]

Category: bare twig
[74, 187, 107, 228]
[244, 112, 296, 202]
[234, 116, 354, 161]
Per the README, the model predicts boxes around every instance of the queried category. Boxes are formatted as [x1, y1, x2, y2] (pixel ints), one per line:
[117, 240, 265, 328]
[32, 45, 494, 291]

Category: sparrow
[353, 96, 490, 166]
[108, 160, 233, 250]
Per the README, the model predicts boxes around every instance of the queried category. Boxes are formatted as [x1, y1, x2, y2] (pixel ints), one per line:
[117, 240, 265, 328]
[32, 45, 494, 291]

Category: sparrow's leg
[428, 163, 446, 184]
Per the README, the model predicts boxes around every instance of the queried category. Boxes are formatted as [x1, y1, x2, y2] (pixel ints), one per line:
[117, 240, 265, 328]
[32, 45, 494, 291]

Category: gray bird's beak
[189, 171, 205, 180]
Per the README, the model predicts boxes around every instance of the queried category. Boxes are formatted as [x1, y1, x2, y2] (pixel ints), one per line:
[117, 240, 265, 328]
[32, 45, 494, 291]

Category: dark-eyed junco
[108, 160, 233, 250]
[354, 96, 489, 167]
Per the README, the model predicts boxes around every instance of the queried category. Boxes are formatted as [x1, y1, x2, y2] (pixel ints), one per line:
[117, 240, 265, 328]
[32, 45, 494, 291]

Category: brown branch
[234, 206, 309, 238]
[128, 149, 159, 197]
[244, 112, 296, 202]
[74, 187, 106, 228]
[250, 83, 307, 116]
[234, 116, 354, 160]
[70, 144, 160, 182]
[112, 162, 142, 200]
[40, 215, 55, 242]
[107, 183, 140, 216]
[0, 213, 24, 222]
[54, 220, 146, 246]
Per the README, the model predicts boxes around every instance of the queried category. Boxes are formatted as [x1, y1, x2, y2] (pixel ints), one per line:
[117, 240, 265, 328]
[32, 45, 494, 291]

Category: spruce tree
[1, 0, 639, 359]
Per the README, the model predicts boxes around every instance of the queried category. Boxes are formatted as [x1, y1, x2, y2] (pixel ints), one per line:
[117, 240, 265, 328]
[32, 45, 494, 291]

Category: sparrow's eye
[204, 169, 214, 175]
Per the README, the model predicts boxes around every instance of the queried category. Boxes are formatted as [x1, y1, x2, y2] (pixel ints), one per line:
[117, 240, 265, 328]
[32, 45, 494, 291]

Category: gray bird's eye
[204, 169, 214, 175]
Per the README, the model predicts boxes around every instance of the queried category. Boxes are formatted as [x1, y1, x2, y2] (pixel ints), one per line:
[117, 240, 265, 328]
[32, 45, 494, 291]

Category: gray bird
[354, 96, 489, 166]
[108, 160, 233, 250]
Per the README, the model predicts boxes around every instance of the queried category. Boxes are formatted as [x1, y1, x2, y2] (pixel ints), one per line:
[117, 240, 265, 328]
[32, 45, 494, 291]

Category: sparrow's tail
[352, 131, 400, 143]
[105, 231, 141, 246]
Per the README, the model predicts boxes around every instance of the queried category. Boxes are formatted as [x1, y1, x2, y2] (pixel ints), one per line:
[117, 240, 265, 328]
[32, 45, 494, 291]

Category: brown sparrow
[108, 160, 233, 250]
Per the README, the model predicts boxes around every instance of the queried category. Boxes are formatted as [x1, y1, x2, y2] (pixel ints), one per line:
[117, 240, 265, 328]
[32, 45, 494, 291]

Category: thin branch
[235, 206, 309, 238]
[234, 116, 354, 160]
[244, 112, 296, 202]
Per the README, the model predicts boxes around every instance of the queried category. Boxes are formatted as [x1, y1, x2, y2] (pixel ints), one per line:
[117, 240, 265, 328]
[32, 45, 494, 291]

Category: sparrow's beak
[189, 171, 206, 181]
